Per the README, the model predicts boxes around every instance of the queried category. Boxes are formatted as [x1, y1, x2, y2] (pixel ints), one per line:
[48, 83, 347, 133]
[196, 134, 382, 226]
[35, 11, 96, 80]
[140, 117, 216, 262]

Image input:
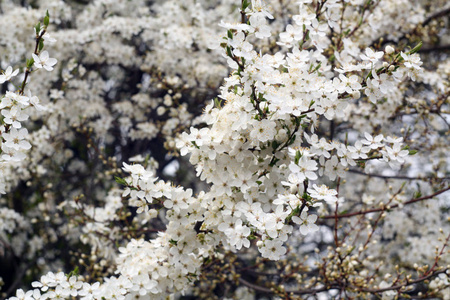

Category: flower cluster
[1, 0, 449, 299]
[0, 17, 55, 194]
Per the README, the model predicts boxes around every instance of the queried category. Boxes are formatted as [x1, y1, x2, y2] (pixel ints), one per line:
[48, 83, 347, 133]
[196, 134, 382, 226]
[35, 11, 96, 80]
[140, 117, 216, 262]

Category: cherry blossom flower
[362, 132, 384, 149]
[292, 210, 319, 235]
[259, 239, 286, 260]
[381, 143, 409, 170]
[250, 119, 277, 143]
[0, 66, 19, 84]
[324, 155, 346, 180]
[32, 51, 57, 71]
[308, 184, 338, 204]
[290, 156, 318, 178]
[348, 140, 370, 159]
[360, 48, 384, 65]
[2, 128, 31, 151]
[1, 109, 29, 128]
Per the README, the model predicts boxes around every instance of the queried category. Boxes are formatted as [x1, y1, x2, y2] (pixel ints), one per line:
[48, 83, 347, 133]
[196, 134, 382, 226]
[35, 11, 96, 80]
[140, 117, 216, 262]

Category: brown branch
[19, 29, 46, 95]
[379, 6, 450, 48]
[348, 169, 450, 181]
[423, 233, 450, 277]
[422, 7, 450, 27]
[321, 186, 450, 219]
[420, 44, 450, 53]
[360, 269, 448, 293]
[239, 267, 448, 297]
[334, 177, 341, 247]
[238, 277, 340, 295]
[355, 185, 405, 257]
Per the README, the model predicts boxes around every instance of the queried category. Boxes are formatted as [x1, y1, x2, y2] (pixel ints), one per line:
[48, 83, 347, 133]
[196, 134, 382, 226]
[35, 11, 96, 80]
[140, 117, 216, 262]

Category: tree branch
[422, 7, 450, 27]
[360, 269, 448, 293]
[321, 186, 450, 219]
[238, 277, 340, 295]
[348, 169, 450, 181]
[420, 44, 450, 53]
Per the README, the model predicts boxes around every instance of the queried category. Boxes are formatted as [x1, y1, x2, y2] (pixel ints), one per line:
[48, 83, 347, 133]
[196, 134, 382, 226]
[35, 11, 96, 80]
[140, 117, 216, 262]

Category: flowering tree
[0, 0, 449, 299]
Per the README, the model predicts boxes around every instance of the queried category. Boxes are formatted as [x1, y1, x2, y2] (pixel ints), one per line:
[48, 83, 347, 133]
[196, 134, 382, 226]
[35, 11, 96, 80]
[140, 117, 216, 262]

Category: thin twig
[321, 186, 450, 219]
[349, 169, 450, 181]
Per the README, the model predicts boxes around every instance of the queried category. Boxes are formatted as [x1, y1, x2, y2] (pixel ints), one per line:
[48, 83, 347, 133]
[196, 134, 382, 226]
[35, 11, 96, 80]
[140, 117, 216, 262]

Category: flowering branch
[19, 12, 50, 95]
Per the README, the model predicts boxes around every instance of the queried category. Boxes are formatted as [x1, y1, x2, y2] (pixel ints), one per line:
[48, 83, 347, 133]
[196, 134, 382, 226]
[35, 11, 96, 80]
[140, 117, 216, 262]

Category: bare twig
[348, 169, 450, 181]
[321, 186, 450, 219]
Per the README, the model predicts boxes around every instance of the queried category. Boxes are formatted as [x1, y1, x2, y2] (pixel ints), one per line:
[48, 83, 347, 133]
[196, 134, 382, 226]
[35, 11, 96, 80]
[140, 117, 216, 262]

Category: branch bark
[321, 186, 450, 219]
[348, 169, 450, 181]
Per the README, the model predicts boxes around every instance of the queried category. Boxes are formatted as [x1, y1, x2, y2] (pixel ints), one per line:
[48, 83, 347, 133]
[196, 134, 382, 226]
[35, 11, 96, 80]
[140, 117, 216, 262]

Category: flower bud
[385, 45, 395, 54]
[157, 106, 166, 116]
[351, 91, 361, 99]
[276, 128, 287, 142]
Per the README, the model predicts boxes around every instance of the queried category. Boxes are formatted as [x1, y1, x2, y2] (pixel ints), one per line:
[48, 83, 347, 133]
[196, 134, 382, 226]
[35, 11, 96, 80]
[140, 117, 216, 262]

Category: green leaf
[269, 157, 280, 167]
[226, 46, 233, 57]
[35, 22, 41, 35]
[214, 97, 222, 108]
[27, 58, 35, 68]
[192, 141, 200, 149]
[311, 62, 322, 73]
[114, 176, 128, 186]
[295, 150, 301, 165]
[304, 29, 310, 42]
[242, 0, 251, 10]
[227, 29, 233, 40]
[408, 150, 418, 155]
[408, 41, 423, 55]
[44, 13, 50, 27]
[271, 140, 279, 150]
[38, 40, 44, 51]
[67, 266, 79, 278]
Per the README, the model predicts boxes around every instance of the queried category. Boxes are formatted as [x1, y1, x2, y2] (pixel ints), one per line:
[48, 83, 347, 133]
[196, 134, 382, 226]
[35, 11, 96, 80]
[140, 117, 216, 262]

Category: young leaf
[27, 58, 35, 69]
[227, 29, 233, 40]
[38, 40, 44, 51]
[35, 22, 41, 35]
[114, 176, 128, 186]
[408, 41, 423, 55]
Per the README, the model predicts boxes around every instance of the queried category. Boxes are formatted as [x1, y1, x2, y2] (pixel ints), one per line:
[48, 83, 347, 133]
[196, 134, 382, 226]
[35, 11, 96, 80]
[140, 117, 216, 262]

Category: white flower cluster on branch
[0, 13, 54, 195]
[0, 0, 449, 299]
